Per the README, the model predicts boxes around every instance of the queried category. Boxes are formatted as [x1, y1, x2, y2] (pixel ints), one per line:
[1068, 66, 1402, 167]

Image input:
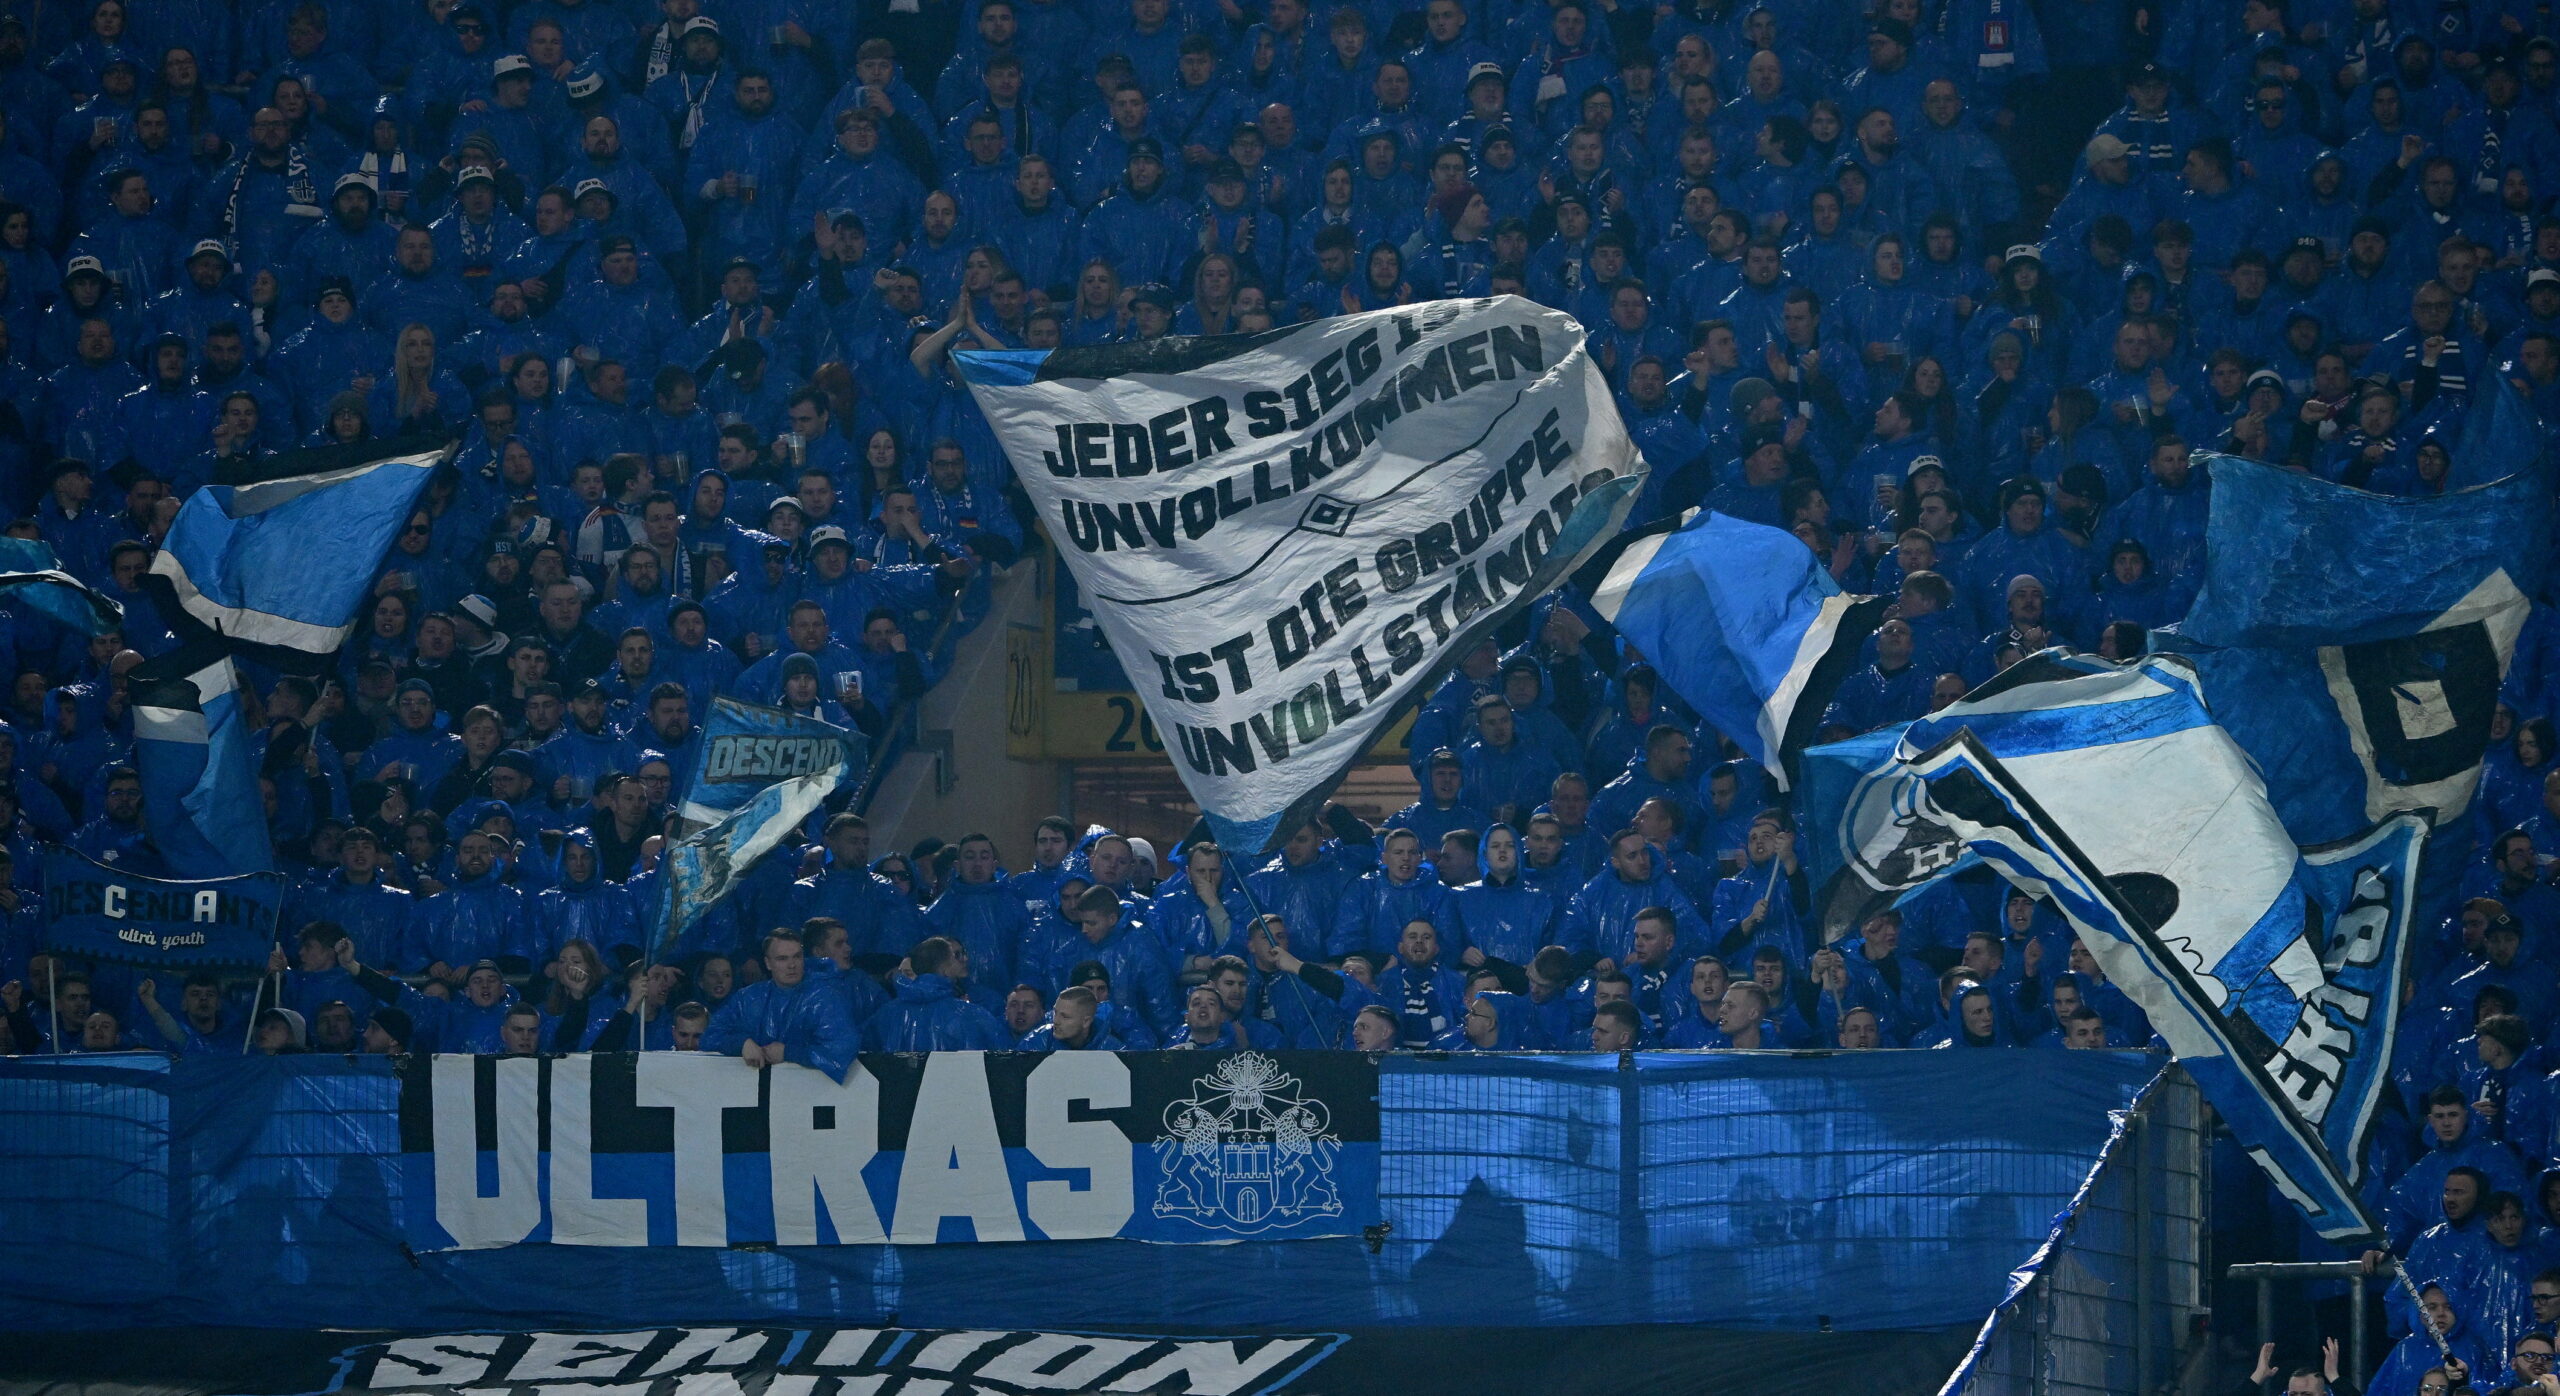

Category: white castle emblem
[1153, 1053, 1342, 1233]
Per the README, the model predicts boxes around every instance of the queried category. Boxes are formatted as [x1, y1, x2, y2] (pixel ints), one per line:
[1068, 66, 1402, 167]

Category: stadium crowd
[9, 0, 2560, 1380]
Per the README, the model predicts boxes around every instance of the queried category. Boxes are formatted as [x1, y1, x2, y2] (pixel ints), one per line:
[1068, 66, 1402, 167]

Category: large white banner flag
[960, 296, 1646, 850]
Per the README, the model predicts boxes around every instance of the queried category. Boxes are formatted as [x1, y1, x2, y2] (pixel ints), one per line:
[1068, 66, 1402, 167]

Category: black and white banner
[958, 298, 1645, 849]
[398, 1051, 1379, 1251]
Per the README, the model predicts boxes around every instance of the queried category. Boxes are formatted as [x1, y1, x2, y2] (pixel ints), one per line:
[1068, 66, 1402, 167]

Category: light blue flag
[659, 705, 859, 953]
[675, 697, 869, 832]
[0, 537, 121, 637]
[1886, 651, 2422, 1243]
[1588, 509, 1887, 788]
[148, 440, 445, 665]
[129, 649, 273, 877]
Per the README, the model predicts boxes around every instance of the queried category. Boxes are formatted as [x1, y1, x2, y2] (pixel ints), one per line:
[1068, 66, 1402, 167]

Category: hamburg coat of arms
[1152, 1053, 1343, 1233]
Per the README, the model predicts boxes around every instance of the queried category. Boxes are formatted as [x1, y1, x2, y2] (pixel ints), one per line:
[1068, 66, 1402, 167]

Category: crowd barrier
[0, 1048, 2174, 1339]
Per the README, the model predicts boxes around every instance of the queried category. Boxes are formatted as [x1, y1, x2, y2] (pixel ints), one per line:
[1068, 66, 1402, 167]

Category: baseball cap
[2003, 243, 2043, 265]
[2532, 269, 2560, 291]
[457, 164, 497, 188]
[1466, 61, 1504, 86]
[333, 171, 376, 196]
[809, 524, 851, 549]
[2130, 60, 2168, 84]
[456, 595, 499, 629]
[2083, 132, 2130, 163]
[573, 177, 615, 203]
[1126, 136, 1164, 163]
[62, 254, 105, 282]
[1208, 158, 1245, 183]
[679, 15, 720, 35]
[186, 238, 230, 263]
[1870, 16, 1915, 45]
[491, 53, 534, 79]
[565, 58, 606, 100]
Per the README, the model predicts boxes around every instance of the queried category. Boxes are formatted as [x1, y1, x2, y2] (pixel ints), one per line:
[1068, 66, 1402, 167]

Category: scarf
[359, 149, 409, 202]
[644, 22, 677, 84]
[221, 142, 319, 247]
[677, 70, 715, 150]
[1974, 0, 2014, 67]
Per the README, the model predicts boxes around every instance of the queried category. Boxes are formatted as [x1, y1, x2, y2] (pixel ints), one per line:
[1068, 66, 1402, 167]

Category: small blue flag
[1586, 510, 1886, 788]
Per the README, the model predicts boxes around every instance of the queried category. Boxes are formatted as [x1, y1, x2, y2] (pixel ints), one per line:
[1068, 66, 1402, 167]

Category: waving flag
[958, 296, 1643, 852]
[2162, 457, 2541, 849]
[148, 436, 449, 668]
[1887, 652, 2422, 1242]
[130, 647, 273, 877]
[0, 537, 121, 637]
[660, 705, 859, 953]
[1586, 509, 1887, 789]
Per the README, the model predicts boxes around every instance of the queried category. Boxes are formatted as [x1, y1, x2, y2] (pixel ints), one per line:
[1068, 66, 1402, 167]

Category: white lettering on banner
[513, 1334, 660, 1382]
[433, 1055, 540, 1249]
[642, 1332, 776, 1377]
[549, 1056, 649, 1245]
[767, 1061, 886, 1245]
[376, 1334, 507, 1386]
[636, 1052, 761, 1246]
[1023, 1053, 1133, 1240]
[965, 297, 1645, 834]
[701, 735, 841, 784]
[892, 1054, 1026, 1244]
[318, 1328, 1347, 1396]
[104, 884, 125, 918]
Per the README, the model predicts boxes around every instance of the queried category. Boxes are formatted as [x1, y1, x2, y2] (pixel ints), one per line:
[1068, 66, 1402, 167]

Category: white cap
[187, 238, 230, 262]
[333, 170, 376, 195]
[1126, 836, 1157, 869]
[809, 524, 851, 548]
[492, 53, 534, 78]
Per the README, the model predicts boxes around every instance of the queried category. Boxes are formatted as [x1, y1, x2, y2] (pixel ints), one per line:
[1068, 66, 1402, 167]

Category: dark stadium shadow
[1407, 1176, 1539, 1327]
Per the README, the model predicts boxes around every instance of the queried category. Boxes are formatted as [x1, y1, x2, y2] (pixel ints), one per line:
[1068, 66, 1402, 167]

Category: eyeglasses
[2537, 1291, 2560, 1303]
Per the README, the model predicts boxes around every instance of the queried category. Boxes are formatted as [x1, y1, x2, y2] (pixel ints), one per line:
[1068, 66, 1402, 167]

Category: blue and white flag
[957, 297, 1643, 853]
[1587, 509, 1888, 788]
[660, 705, 858, 952]
[130, 648, 273, 877]
[1800, 728, 1976, 936]
[149, 437, 447, 667]
[0, 537, 121, 637]
[675, 697, 867, 832]
[41, 845, 286, 969]
[2163, 458, 2543, 848]
[1888, 652, 2422, 1243]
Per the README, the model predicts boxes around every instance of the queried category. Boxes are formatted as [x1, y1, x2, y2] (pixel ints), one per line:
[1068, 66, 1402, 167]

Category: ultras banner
[398, 1050, 1378, 1250]
[956, 296, 1644, 851]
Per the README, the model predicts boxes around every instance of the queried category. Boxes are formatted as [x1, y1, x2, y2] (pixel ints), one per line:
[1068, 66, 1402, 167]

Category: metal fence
[1945, 1067, 2208, 1396]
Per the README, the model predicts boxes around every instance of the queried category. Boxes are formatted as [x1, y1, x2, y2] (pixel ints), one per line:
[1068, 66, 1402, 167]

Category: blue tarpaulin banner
[0, 1050, 2162, 1334]
[397, 1050, 1379, 1249]
[39, 844, 287, 968]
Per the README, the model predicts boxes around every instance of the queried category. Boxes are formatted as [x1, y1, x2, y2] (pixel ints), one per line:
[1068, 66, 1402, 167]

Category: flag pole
[1234, 860, 1338, 1050]
[240, 972, 263, 1054]
[2389, 1264, 2456, 1364]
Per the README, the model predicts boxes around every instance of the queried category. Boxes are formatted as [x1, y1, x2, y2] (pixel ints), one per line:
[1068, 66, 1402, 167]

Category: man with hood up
[535, 828, 637, 966]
